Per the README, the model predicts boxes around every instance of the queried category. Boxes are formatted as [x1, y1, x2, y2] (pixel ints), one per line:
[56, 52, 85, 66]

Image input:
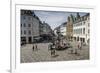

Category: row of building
[54, 13, 90, 45]
[21, 10, 53, 44]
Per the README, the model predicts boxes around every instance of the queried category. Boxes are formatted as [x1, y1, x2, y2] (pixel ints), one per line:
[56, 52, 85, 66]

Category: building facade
[60, 22, 67, 37]
[73, 13, 90, 45]
[42, 22, 52, 35]
[40, 21, 53, 41]
[66, 15, 74, 41]
[21, 10, 40, 44]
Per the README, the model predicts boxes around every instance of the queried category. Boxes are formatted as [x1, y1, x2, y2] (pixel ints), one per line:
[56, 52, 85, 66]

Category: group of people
[70, 41, 83, 55]
[49, 41, 82, 57]
[32, 44, 38, 51]
[32, 43, 57, 57]
[32, 40, 83, 57]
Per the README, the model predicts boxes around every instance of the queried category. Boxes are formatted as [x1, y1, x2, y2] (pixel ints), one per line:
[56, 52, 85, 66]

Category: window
[28, 30, 31, 35]
[83, 28, 85, 34]
[24, 30, 26, 35]
[28, 24, 31, 27]
[81, 28, 82, 34]
[23, 16, 26, 19]
[24, 23, 26, 27]
[79, 29, 81, 34]
[21, 30, 22, 35]
[21, 24, 22, 27]
[88, 29, 90, 34]
[28, 17, 31, 20]
[84, 21, 85, 24]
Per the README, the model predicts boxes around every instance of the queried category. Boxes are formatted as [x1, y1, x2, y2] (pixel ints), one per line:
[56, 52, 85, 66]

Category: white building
[21, 10, 40, 44]
[60, 22, 67, 37]
[73, 13, 90, 45]
[54, 22, 67, 37]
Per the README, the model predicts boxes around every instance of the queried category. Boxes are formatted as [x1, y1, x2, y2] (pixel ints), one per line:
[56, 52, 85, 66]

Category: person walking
[32, 44, 38, 51]
[32, 44, 34, 51]
[78, 41, 82, 50]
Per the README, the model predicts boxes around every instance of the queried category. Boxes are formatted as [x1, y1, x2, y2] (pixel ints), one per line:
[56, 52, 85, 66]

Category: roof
[73, 13, 90, 24]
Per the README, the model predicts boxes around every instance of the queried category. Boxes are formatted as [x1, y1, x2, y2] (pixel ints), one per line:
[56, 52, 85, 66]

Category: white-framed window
[83, 28, 85, 34]
[24, 30, 26, 35]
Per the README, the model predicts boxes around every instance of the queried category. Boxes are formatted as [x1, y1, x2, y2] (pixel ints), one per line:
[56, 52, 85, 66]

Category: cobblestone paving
[21, 42, 89, 63]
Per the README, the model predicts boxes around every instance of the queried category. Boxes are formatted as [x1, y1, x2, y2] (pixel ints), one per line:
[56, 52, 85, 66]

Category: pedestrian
[35, 44, 38, 51]
[79, 41, 82, 50]
[74, 49, 80, 56]
[51, 43, 56, 56]
[70, 49, 74, 54]
[78, 41, 82, 50]
[50, 43, 53, 56]
[48, 43, 51, 50]
[32, 44, 34, 51]
[74, 49, 78, 54]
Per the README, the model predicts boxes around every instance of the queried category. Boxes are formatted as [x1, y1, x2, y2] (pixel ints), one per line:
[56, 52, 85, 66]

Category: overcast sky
[34, 10, 88, 30]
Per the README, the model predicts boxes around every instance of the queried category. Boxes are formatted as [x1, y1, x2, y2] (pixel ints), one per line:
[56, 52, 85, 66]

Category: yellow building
[66, 15, 74, 41]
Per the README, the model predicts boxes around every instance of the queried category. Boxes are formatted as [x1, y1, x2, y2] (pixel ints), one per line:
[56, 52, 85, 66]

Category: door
[28, 37, 32, 43]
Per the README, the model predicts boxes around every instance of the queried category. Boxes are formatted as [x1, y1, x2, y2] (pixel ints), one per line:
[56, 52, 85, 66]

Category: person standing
[78, 41, 82, 50]
[48, 43, 52, 50]
[51, 43, 56, 56]
[32, 44, 38, 51]
[35, 44, 38, 51]
[32, 44, 34, 51]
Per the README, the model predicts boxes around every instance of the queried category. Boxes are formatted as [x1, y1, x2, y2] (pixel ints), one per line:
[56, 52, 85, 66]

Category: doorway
[28, 37, 32, 43]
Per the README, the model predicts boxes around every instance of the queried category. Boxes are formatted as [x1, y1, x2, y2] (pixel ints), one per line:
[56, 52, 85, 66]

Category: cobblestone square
[21, 42, 89, 63]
